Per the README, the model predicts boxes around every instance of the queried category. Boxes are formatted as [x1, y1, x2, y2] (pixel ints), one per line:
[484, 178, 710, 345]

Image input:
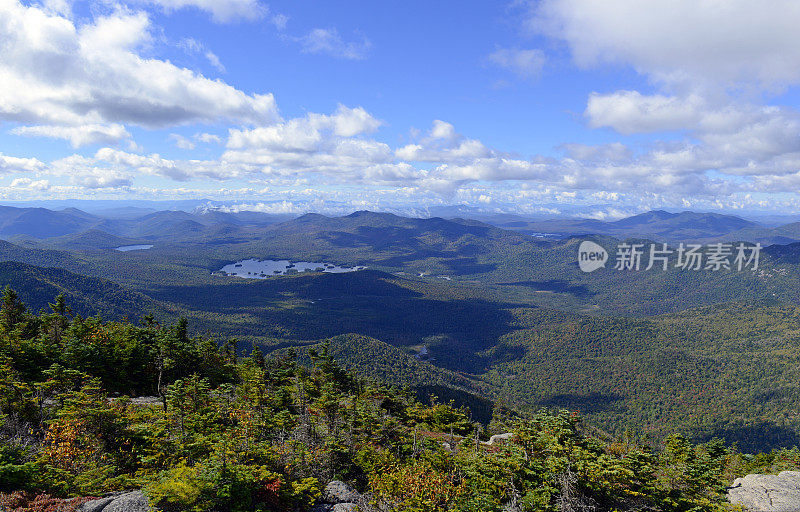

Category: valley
[1, 205, 800, 453]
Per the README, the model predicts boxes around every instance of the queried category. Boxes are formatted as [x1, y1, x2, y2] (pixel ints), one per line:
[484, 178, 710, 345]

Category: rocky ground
[728, 471, 800, 512]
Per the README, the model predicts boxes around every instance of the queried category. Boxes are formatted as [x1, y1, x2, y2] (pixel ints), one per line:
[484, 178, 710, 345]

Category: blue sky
[2, 0, 800, 218]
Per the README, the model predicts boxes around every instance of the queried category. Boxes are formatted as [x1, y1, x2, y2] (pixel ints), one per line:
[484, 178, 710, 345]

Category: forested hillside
[4, 258, 800, 452]
[1, 292, 795, 512]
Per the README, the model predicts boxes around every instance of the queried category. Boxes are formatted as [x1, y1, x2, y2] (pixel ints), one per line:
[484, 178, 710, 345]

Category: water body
[218, 259, 366, 278]
[115, 245, 154, 251]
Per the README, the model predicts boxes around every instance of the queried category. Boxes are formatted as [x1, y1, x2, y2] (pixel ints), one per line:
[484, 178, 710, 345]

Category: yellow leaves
[146, 462, 207, 511]
[41, 418, 100, 472]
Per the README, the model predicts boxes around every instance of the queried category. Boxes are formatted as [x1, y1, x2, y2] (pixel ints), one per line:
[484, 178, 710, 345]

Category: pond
[217, 259, 366, 278]
[115, 245, 154, 251]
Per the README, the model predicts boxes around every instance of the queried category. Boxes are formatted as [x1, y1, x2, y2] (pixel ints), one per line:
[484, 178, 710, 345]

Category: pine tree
[0, 286, 26, 333]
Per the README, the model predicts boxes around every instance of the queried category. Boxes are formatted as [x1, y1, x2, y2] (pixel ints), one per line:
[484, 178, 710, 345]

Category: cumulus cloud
[11, 124, 131, 147]
[297, 28, 371, 60]
[585, 92, 706, 134]
[584, 91, 800, 175]
[195, 132, 222, 144]
[396, 121, 492, 163]
[9, 177, 50, 191]
[227, 105, 382, 150]
[0, 154, 46, 173]
[0, 2, 278, 131]
[530, 0, 800, 89]
[224, 105, 392, 176]
[91, 147, 253, 181]
[169, 133, 196, 149]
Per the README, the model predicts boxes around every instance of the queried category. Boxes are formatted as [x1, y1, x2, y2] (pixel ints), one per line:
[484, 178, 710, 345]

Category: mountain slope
[291, 333, 494, 421]
[0, 206, 100, 238]
[0, 261, 174, 320]
[34, 229, 148, 251]
[482, 302, 800, 452]
[0, 239, 88, 271]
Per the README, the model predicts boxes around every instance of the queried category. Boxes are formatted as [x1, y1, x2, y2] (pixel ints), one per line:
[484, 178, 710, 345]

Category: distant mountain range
[489, 209, 800, 244]
[0, 205, 287, 241]
[4, 204, 800, 247]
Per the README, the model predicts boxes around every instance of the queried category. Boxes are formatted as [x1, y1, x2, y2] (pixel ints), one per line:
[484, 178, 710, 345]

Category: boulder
[322, 480, 360, 504]
[487, 433, 514, 445]
[79, 491, 150, 512]
[79, 497, 116, 512]
[355, 492, 385, 512]
[104, 491, 150, 512]
[728, 471, 800, 511]
[333, 504, 359, 512]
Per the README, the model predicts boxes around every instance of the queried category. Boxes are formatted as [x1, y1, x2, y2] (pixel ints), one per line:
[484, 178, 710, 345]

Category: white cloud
[216, 201, 311, 214]
[75, 170, 133, 189]
[227, 105, 382, 151]
[0, 154, 46, 173]
[204, 51, 226, 73]
[585, 92, 706, 134]
[0, 2, 278, 131]
[488, 47, 546, 79]
[195, 132, 222, 144]
[396, 121, 492, 163]
[430, 120, 457, 141]
[297, 28, 371, 60]
[139, 0, 267, 23]
[90, 147, 253, 181]
[584, 90, 800, 176]
[39, 0, 71, 16]
[222, 106, 428, 183]
[531, 0, 800, 89]
[9, 177, 50, 191]
[11, 124, 131, 147]
[169, 133, 196, 149]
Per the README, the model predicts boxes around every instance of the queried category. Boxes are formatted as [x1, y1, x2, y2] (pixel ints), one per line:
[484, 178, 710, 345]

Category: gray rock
[79, 491, 151, 512]
[333, 504, 358, 512]
[354, 492, 385, 512]
[322, 480, 360, 504]
[487, 433, 514, 445]
[728, 471, 800, 511]
[105, 491, 150, 512]
[79, 497, 115, 512]
[310, 505, 334, 512]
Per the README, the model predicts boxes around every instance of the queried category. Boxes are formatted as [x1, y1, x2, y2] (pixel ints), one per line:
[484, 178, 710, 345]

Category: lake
[217, 259, 366, 278]
[115, 245, 154, 251]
